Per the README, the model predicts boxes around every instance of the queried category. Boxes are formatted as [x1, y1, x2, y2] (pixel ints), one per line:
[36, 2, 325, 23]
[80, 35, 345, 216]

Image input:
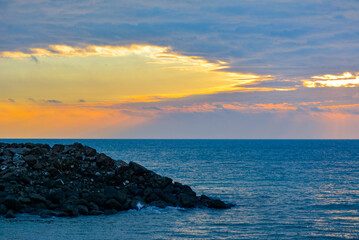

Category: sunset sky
[1, 0, 359, 138]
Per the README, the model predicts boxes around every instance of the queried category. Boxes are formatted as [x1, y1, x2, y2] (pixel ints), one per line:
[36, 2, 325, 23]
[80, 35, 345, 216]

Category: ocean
[1, 139, 359, 239]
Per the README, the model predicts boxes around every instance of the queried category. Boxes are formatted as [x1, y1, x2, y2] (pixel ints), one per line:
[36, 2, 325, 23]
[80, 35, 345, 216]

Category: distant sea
[1, 139, 359, 239]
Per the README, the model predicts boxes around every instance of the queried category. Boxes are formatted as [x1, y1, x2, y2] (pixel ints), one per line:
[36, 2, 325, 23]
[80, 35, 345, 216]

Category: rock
[52, 144, 64, 154]
[4, 195, 22, 211]
[77, 205, 89, 215]
[104, 209, 117, 215]
[82, 192, 106, 206]
[104, 187, 127, 204]
[18, 197, 31, 204]
[48, 188, 66, 204]
[5, 209, 15, 218]
[96, 153, 114, 167]
[149, 200, 167, 208]
[0, 204, 7, 215]
[29, 193, 47, 203]
[23, 155, 37, 166]
[105, 199, 122, 211]
[63, 205, 79, 217]
[84, 146, 96, 156]
[0, 142, 234, 217]
[129, 161, 149, 175]
[179, 193, 196, 208]
[207, 199, 232, 209]
[88, 202, 99, 211]
[9, 147, 30, 156]
[32, 161, 43, 170]
[39, 210, 54, 218]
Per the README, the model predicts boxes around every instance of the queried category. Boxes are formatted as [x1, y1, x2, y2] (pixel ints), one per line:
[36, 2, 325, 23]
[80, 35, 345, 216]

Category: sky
[1, 0, 359, 138]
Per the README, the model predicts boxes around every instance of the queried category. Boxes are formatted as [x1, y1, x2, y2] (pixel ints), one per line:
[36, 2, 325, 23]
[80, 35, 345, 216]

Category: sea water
[1, 139, 359, 239]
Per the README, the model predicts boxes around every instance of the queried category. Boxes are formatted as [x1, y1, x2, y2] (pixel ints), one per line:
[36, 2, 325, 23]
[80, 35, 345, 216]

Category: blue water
[1, 140, 359, 239]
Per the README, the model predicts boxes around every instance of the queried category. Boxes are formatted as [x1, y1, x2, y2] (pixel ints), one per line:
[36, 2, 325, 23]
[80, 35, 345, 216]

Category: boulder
[5, 209, 15, 218]
[0, 142, 234, 218]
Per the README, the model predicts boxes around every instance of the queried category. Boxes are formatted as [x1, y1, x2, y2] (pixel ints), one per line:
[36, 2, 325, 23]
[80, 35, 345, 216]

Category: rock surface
[0, 142, 234, 218]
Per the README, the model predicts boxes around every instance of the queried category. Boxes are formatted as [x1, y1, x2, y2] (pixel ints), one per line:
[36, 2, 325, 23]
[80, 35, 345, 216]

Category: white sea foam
[136, 202, 144, 210]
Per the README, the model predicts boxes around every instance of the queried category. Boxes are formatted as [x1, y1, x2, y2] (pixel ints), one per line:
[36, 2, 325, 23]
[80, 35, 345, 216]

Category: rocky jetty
[0, 142, 233, 218]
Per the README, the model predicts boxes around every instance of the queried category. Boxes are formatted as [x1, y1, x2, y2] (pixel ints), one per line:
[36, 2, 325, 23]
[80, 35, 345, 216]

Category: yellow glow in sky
[0, 44, 280, 137]
[0, 44, 271, 104]
[303, 72, 359, 88]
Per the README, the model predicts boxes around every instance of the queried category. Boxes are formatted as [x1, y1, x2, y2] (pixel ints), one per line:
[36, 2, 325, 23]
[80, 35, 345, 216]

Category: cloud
[1, 1, 359, 79]
[78, 99, 86, 103]
[30, 55, 38, 63]
[46, 99, 62, 104]
[142, 106, 162, 111]
[303, 72, 359, 88]
[8, 98, 15, 103]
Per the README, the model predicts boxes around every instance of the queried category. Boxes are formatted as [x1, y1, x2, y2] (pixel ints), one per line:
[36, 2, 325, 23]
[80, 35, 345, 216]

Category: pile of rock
[0, 142, 233, 218]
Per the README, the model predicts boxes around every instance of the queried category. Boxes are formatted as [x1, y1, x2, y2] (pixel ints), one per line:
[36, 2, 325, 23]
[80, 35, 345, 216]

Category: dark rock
[129, 161, 149, 175]
[52, 144, 64, 154]
[39, 210, 54, 218]
[149, 200, 167, 208]
[77, 205, 89, 215]
[0, 204, 7, 215]
[23, 155, 37, 166]
[89, 210, 103, 215]
[105, 198, 122, 211]
[18, 197, 31, 204]
[82, 192, 106, 206]
[104, 209, 117, 215]
[48, 188, 66, 204]
[145, 192, 161, 203]
[96, 153, 114, 167]
[28, 193, 47, 203]
[179, 193, 196, 208]
[207, 199, 232, 209]
[104, 187, 127, 204]
[4, 195, 22, 211]
[5, 209, 15, 218]
[32, 161, 43, 170]
[63, 205, 79, 217]
[0, 142, 234, 217]
[84, 146, 96, 156]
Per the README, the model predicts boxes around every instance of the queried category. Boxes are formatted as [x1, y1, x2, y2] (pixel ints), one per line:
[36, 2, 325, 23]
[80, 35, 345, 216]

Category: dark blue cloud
[46, 99, 62, 104]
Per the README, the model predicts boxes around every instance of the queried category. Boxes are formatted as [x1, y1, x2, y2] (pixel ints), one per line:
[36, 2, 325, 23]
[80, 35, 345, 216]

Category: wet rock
[77, 205, 89, 215]
[82, 192, 106, 206]
[104, 209, 117, 215]
[129, 161, 149, 175]
[0, 142, 234, 217]
[84, 146, 96, 157]
[105, 198, 122, 211]
[96, 153, 114, 167]
[179, 193, 196, 208]
[63, 205, 79, 217]
[0, 204, 7, 215]
[28, 193, 47, 203]
[4, 195, 22, 211]
[149, 200, 167, 208]
[5, 209, 15, 218]
[23, 155, 37, 166]
[207, 199, 230, 209]
[104, 187, 127, 203]
[48, 188, 66, 204]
